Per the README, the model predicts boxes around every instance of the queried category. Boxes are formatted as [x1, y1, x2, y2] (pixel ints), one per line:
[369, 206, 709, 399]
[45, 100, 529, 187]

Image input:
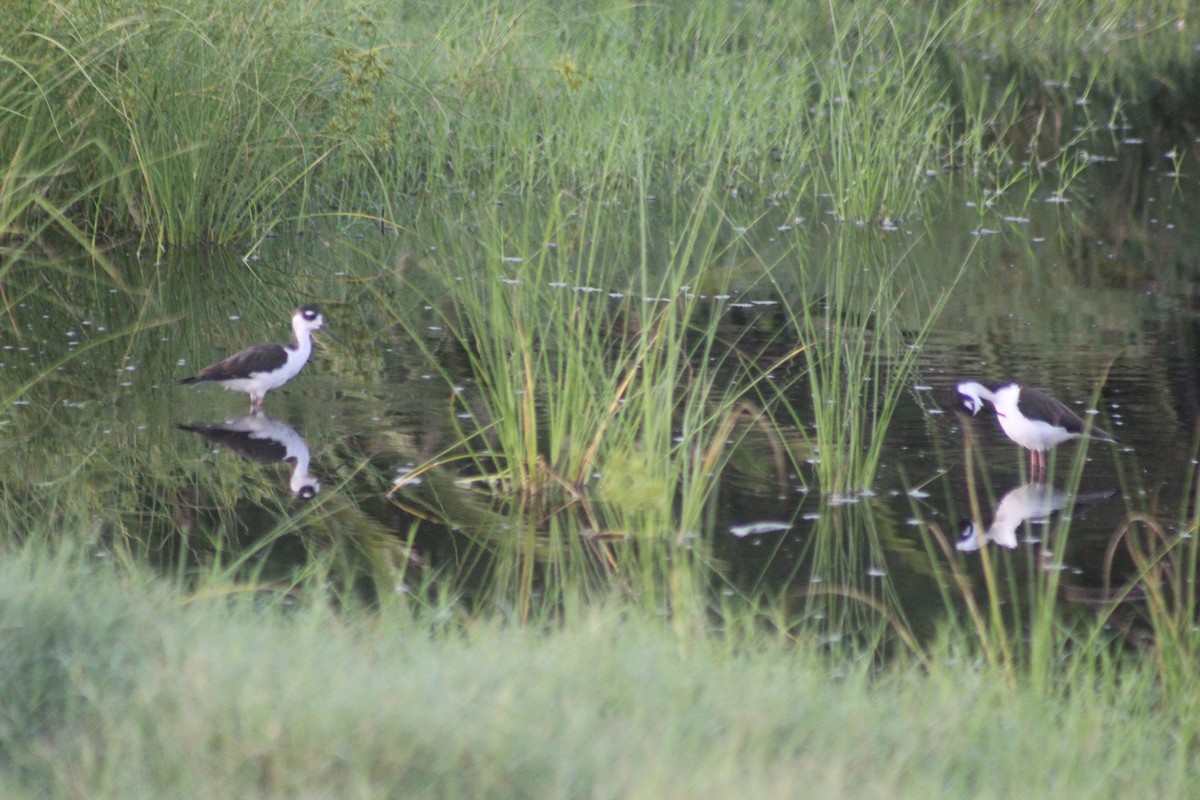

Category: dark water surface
[6, 141, 1200, 639]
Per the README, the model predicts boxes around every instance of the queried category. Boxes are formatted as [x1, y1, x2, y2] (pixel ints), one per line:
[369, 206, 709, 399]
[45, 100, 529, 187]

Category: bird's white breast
[992, 385, 1078, 452]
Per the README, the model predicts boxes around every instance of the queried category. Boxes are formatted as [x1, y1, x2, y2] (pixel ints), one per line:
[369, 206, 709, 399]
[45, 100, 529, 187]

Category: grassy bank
[0, 549, 1196, 799]
[1, 0, 1194, 248]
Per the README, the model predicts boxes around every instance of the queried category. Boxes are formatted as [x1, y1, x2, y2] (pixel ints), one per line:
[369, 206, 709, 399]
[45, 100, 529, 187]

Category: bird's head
[296, 305, 326, 332]
[955, 381, 991, 416]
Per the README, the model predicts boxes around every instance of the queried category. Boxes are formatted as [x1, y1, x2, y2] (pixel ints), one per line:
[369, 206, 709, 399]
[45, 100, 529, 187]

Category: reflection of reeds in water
[782, 501, 923, 663]
[1092, 508, 1200, 686]
[917, 423, 1200, 689]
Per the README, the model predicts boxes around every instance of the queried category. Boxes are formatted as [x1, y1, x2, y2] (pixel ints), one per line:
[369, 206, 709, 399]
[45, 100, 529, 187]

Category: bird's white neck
[290, 318, 314, 359]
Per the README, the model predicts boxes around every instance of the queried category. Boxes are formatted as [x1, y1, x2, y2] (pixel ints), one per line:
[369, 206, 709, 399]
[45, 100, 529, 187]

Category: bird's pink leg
[1030, 450, 1045, 480]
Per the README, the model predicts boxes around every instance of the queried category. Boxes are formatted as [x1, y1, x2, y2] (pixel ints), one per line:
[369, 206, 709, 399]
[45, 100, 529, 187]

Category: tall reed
[372, 135, 807, 617]
[763, 232, 966, 497]
[0, 35, 124, 276]
[0, 1, 340, 248]
[5, 0, 1190, 247]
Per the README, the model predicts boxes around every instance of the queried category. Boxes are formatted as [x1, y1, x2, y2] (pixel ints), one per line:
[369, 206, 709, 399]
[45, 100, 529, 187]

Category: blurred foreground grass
[1, 548, 1195, 799]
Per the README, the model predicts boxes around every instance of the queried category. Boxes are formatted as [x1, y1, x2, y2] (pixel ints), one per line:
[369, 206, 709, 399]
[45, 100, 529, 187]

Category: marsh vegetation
[3, 0, 1200, 796]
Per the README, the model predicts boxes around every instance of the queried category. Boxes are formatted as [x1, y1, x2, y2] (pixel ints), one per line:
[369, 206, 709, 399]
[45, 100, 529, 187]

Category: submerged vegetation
[3, 0, 1200, 795]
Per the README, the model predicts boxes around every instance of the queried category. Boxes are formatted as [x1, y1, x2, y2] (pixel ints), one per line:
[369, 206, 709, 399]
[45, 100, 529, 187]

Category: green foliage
[0, 552, 1198, 797]
[1, 6, 1200, 794]
[0, 1, 341, 247]
[4, 0, 1193, 246]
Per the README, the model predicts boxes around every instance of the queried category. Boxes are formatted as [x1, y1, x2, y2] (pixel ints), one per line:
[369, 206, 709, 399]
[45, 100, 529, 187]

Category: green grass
[0, 548, 1196, 800]
[761, 232, 968, 495]
[3, 0, 1193, 246]
[2, 1, 1200, 795]
[369, 167, 798, 619]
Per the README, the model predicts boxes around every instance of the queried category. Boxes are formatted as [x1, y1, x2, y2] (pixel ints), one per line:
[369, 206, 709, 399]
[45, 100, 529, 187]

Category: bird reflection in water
[176, 411, 320, 499]
[957, 481, 1114, 552]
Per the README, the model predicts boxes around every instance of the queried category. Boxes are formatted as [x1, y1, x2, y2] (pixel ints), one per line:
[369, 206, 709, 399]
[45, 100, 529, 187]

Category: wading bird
[177, 305, 327, 408]
[956, 380, 1115, 476]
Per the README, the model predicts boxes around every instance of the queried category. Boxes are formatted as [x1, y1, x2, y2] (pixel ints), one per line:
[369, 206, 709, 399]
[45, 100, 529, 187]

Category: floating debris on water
[729, 521, 792, 538]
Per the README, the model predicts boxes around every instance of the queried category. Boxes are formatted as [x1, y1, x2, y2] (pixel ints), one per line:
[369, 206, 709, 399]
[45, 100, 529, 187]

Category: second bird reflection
[957, 482, 1115, 552]
[177, 412, 320, 499]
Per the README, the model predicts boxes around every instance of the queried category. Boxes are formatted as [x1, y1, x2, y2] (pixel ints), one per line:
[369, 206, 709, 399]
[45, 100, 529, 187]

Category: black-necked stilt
[956, 380, 1115, 475]
[177, 306, 326, 408]
[177, 412, 319, 498]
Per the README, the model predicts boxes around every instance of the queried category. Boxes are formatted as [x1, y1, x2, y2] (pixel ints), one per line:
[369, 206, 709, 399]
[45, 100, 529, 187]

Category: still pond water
[6, 143, 1200, 639]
